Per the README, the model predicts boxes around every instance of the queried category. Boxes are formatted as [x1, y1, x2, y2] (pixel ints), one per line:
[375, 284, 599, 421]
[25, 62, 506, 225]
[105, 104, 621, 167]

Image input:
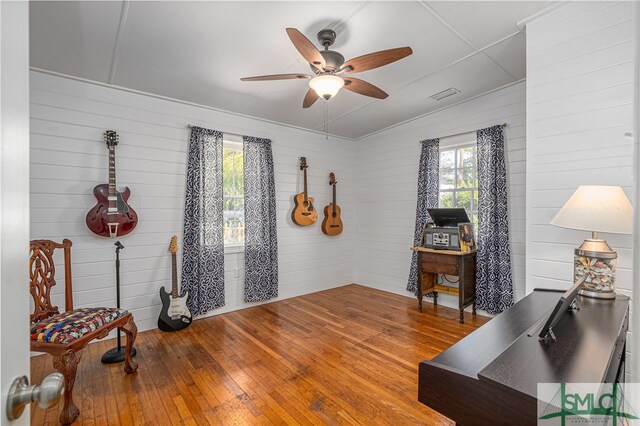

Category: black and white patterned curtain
[407, 138, 440, 294]
[243, 136, 278, 302]
[476, 125, 513, 314]
[181, 126, 225, 316]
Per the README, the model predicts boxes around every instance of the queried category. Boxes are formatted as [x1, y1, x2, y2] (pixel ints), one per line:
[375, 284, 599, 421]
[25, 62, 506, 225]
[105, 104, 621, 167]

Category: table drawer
[420, 251, 459, 265]
[422, 261, 458, 276]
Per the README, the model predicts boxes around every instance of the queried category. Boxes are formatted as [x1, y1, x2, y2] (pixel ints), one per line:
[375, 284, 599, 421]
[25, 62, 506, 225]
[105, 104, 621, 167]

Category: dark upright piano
[418, 289, 629, 425]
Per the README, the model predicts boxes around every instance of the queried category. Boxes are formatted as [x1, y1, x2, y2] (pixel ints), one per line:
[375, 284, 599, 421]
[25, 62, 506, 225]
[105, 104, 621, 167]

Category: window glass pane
[440, 150, 454, 169]
[223, 150, 234, 172]
[456, 190, 472, 212]
[233, 151, 243, 173]
[471, 213, 479, 232]
[228, 174, 235, 197]
[457, 167, 475, 189]
[439, 168, 455, 190]
[438, 144, 478, 234]
[458, 146, 474, 169]
[439, 191, 454, 208]
[223, 143, 245, 247]
[223, 196, 242, 212]
[224, 216, 244, 245]
[238, 173, 244, 194]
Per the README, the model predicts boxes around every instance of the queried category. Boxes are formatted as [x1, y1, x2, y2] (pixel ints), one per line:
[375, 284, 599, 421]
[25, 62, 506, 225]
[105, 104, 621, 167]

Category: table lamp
[550, 185, 633, 299]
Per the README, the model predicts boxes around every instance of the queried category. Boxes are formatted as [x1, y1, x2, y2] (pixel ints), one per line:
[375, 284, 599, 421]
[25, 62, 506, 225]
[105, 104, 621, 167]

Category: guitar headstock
[104, 130, 119, 148]
[329, 172, 337, 185]
[169, 235, 178, 254]
[299, 157, 308, 171]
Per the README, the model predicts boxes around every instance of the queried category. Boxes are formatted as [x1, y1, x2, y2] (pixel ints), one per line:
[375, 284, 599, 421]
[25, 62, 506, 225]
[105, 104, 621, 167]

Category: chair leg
[53, 349, 81, 425]
[120, 316, 139, 374]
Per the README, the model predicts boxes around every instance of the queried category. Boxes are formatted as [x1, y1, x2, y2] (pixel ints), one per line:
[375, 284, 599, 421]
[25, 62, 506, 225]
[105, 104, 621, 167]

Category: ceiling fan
[241, 28, 413, 108]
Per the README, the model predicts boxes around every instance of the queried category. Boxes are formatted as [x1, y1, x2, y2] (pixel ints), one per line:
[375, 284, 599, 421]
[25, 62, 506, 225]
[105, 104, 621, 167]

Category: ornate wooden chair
[29, 239, 138, 424]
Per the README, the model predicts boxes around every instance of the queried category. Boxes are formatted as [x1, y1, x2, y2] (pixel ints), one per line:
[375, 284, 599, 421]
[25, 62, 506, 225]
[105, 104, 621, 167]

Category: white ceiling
[30, 1, 552, 140]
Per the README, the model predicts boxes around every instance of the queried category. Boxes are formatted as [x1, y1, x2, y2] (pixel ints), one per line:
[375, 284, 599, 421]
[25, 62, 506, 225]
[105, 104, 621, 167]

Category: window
[223, 139, 244, 249]
[439, 144, 478, 230]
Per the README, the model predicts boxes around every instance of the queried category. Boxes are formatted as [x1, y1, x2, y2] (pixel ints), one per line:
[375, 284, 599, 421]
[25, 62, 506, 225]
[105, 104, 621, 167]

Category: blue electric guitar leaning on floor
[158, 236, 192, 332]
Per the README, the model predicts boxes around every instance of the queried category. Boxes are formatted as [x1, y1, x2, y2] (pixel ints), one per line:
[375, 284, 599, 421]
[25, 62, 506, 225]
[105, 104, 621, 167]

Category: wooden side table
[411, 247, 477, 323]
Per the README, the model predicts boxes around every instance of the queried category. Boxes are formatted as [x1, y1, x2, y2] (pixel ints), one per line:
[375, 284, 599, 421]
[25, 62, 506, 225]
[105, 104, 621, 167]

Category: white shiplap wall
[526, 1, 635, 295]
[354, 81, 527, 308]
[30, 70, 356, 333]
[525, 1, 635, 379]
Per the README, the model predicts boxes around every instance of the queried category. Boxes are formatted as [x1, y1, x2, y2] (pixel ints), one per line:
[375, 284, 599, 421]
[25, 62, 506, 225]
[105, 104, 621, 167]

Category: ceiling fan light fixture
[309, 75, 344, 100]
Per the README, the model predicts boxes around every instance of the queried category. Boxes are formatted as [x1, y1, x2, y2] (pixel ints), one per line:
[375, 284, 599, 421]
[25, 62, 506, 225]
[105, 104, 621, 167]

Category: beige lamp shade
[550, 185, 633, 234]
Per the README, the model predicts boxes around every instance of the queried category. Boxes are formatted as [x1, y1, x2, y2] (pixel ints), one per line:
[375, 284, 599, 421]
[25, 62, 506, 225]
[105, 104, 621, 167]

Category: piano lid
[425, 290, 559, 378]
[477, 294, 629, 400]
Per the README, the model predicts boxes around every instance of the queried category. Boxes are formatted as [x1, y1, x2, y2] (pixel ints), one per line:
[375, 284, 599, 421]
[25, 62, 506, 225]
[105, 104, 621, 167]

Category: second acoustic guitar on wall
[292, 157, 317, 226]
[321, 172, 343, 236]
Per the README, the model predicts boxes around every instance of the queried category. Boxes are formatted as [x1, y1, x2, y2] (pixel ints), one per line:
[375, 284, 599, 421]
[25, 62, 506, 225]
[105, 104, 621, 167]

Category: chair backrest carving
[29, 239, 73, 323]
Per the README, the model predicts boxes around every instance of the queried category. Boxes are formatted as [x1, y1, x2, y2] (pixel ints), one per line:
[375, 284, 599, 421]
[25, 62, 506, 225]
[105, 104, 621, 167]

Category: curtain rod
[418, 123, 507, 143]
[186, 124, 243, 139]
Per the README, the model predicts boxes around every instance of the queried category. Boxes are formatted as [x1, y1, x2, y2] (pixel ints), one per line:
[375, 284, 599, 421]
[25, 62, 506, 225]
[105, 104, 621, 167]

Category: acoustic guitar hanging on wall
[292, 157, 317, 226]
[322, 172, 343, 236]
[86, 130, 138, 238]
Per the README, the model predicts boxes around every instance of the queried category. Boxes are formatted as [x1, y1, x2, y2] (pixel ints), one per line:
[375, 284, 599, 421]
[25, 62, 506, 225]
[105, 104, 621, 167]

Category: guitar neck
[303, 168, 308, 202]
[171, 253, 178, 298]
[332, 183, 337, 214]
[108, 146, 116, 196]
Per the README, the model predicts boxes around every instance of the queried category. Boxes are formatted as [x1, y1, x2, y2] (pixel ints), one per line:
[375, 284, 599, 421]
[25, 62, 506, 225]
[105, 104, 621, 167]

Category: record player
[421, 208, 470, 251]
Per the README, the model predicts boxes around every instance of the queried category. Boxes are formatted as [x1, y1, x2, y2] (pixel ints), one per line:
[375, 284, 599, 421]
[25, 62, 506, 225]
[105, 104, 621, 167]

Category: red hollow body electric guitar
[86, 130, 138, 238]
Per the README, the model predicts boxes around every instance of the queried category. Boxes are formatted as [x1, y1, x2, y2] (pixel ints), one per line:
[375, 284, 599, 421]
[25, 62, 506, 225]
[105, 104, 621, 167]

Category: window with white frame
[222, 139, 244, 249]
[439, 144, 478, 230]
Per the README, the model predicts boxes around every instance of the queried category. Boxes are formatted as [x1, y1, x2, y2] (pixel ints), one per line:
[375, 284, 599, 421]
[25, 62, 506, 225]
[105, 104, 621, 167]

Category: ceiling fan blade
[303, 88, 319, 108]
[286, 28, 326, 69]
[342, 47, 413, 73]
[343, 77, 388, 99]
[241, 73, 310, 81]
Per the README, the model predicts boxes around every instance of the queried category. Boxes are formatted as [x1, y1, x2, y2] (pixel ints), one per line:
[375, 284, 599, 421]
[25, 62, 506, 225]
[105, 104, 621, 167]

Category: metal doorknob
[6, 373, 64, 420]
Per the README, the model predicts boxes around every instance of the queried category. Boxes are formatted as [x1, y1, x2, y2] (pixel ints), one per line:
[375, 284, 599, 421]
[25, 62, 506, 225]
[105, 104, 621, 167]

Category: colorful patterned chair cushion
[31, 307, 127, 344]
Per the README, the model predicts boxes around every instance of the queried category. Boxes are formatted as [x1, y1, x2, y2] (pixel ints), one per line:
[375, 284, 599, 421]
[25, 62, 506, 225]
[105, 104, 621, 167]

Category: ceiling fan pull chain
[325, 101, 329, 140]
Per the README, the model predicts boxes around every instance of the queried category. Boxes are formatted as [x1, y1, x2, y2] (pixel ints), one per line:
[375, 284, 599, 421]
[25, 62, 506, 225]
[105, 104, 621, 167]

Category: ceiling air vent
[429, 87, 461, 101]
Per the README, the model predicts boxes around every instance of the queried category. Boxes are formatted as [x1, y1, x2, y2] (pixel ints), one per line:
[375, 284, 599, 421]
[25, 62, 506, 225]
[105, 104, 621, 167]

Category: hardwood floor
[31, 284, 489, 425]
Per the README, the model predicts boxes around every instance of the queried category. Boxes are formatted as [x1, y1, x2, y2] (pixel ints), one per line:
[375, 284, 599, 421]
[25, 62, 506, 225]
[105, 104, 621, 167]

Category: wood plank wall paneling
[526, 0, 635, 294]
[354, 81, 527, 308]
[29, 71, 356, 334]
[526, 0, 635, 380]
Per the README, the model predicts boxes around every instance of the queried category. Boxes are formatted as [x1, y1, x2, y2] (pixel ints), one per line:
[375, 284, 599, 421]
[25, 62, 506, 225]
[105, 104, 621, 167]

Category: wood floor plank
[31, 285, 489, 425]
